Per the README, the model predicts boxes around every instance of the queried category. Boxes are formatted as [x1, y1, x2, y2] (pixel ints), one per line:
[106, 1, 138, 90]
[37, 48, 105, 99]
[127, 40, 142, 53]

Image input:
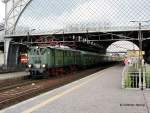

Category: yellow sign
[127, 50, 145, 57]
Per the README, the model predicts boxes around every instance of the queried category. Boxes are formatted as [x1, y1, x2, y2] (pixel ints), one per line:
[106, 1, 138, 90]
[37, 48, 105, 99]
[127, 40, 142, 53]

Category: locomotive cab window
[40, 48, 46, 55]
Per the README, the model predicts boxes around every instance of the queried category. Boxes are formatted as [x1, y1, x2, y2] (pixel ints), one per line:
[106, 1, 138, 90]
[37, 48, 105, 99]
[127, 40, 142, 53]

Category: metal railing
[122, 63, 148, 89]
[145, 64, 150, 88]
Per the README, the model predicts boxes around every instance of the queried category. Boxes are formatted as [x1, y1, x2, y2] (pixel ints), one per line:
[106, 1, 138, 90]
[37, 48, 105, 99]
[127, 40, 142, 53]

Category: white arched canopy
[4, 0, 33, 35]
[107, 41, 139, 53]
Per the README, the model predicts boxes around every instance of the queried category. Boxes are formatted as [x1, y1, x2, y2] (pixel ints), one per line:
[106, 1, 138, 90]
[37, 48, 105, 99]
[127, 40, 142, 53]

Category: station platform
[1, 65, 150, 113]
[0, 71, 29, 80]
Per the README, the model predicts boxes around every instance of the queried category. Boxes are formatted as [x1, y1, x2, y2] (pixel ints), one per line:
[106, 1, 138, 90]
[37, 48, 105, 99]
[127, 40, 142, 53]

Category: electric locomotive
[28, 46, 81, 76]
[27, 46, 118, 77]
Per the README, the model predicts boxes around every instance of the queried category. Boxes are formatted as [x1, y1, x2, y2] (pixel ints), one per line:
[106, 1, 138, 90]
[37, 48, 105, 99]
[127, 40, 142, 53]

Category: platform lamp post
[130, 20, 150, 90]
[130, 21, 142, 68]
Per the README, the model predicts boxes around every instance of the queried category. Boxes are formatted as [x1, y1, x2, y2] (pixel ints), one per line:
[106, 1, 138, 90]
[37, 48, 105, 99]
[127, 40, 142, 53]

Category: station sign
[127, 50, 145, 57]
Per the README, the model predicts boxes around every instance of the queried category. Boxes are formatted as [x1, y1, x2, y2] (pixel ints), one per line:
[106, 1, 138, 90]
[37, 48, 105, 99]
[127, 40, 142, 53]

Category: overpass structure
[1, 0, 150, 68]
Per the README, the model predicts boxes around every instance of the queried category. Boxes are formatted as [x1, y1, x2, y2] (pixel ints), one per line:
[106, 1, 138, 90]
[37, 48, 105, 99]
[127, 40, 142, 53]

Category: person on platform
[124, 58, 128, 65]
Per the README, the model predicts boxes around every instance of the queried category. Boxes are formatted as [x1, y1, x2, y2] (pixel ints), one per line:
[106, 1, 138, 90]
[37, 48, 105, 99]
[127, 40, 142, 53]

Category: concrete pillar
[4, 38, 12, 68]
[8, 44, 20, 67]
[143, 67, 146, 89]
[15, 46, 19, 65]
[139, 69, 142, 89]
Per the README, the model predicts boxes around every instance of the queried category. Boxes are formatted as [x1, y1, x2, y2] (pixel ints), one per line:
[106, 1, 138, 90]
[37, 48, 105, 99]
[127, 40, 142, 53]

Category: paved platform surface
[0, 71, 29, 80]
[1, 65, 150, 113]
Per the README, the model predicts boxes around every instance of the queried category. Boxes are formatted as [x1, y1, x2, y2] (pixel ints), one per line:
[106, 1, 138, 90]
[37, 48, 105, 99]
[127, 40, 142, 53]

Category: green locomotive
[27, 46, 116, 76]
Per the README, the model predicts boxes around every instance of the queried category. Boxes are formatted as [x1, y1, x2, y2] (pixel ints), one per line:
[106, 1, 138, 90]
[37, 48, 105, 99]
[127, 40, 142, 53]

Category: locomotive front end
[28, 47, 47, 76]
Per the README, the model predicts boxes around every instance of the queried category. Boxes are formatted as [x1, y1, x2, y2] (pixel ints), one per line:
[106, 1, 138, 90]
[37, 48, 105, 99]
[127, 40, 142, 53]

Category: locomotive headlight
[42, 64, 46, 68]
[28, 64, 32, 68]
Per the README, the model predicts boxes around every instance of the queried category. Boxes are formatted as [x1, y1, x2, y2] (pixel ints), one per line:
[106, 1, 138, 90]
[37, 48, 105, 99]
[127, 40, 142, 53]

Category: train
[19, 53, 28, 64]
[27, 46, 118, 77]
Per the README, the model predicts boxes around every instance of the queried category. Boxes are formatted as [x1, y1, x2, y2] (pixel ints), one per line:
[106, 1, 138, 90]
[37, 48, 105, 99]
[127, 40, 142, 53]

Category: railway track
[0, 82, 42, 108]
[0, 80, 40, 92]
[0, 65, 114, 109]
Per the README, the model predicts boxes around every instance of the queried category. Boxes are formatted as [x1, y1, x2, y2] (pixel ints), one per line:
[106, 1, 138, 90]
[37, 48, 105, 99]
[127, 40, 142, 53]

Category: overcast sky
[1, 0, 150, 31]
[15, 0, 150, 32]
[0, 1, 5, 23]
